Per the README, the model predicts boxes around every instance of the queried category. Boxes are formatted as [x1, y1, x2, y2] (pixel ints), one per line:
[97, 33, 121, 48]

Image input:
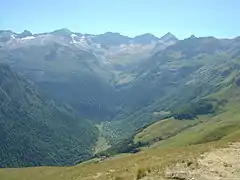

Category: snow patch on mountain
[11, 34, 16, 39]
[71, 34, 77, 38]
[21, 36, 35, 40]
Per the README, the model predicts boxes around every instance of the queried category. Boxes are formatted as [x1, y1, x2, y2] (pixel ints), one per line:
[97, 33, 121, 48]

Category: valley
[1, 96, 240, 179]
[0, 28, 240, 179]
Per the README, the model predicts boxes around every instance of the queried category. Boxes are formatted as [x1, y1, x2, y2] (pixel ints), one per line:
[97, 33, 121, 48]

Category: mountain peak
[51, 28, 72, 36]
[133, 33, 158, 44]
[92, 32, 130, 46]
[189, 35, 197, 39]
[134, 33, 157, 38]
[103, 32, 121, 35]
[160, 32, 178, 42]
[17, 30, 32, 38]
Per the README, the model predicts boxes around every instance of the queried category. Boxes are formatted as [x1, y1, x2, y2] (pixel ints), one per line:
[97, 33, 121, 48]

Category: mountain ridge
[1, 29, 178, 41]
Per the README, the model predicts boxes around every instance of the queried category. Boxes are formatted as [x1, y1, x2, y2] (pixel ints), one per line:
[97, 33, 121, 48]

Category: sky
[1, 0, 239, 39]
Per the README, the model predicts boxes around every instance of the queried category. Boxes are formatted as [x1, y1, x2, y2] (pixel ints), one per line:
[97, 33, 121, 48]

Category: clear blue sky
[1, 0, 239, 39]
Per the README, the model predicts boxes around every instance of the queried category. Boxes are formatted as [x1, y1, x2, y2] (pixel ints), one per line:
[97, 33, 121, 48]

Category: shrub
[115, 176, 125, 180]
[136, 168, 147, 179]
[172, 99, 219, 120]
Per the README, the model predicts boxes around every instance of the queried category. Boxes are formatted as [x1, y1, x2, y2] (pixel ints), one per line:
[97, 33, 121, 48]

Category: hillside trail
[163, 142, 240, 180]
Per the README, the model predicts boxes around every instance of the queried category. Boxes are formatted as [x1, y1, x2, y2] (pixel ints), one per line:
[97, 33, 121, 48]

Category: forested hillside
[0, 64, 98, 167]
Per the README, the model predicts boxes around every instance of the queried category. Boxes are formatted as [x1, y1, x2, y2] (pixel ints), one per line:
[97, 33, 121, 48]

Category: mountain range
[0, 29, 178, 120]
[0, 29, 240, 169]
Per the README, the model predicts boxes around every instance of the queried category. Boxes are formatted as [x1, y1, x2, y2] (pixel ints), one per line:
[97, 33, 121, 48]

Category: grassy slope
[0, 85, 240, 179]
[137, 83, 240, 148]
[134, 118, 200, 144]
[0, 138, 236, 180]
[154, 102, 240, 148]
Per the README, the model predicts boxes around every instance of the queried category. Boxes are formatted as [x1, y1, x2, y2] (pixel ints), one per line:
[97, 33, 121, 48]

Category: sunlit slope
[0, 85, 240, 179]
[0, 134, 239, 180]
[135, 82, 240, 148]
[134, 118, 199, 144]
